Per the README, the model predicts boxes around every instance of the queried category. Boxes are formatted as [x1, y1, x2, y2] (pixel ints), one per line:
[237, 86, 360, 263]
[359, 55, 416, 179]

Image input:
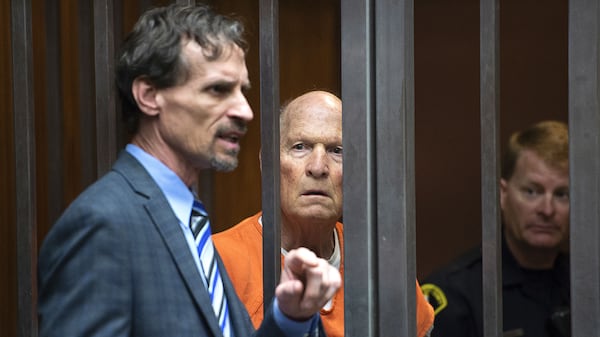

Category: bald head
[280, 91, 342, 139]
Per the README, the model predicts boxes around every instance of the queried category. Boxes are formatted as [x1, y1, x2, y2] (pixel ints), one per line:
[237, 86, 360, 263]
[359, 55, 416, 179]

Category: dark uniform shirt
[422, 239, 570, 337]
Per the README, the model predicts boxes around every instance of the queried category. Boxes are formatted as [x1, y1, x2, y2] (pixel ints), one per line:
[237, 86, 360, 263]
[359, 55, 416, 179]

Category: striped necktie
[190, 199, 231, 337]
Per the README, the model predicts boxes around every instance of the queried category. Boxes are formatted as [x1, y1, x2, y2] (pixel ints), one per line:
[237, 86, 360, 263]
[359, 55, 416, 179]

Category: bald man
[214, 90, 434, 337]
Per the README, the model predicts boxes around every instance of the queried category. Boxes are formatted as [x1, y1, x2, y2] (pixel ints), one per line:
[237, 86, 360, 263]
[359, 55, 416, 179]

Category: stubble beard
[210, 120, 246, 172]
[210, 148, 239, 172]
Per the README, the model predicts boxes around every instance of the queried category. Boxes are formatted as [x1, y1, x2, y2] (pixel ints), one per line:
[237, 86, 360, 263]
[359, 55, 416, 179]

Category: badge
[421, 283, 448, 315]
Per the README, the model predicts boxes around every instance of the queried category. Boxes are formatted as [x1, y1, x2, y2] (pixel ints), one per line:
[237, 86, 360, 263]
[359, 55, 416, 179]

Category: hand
[275, 247, 342, 321]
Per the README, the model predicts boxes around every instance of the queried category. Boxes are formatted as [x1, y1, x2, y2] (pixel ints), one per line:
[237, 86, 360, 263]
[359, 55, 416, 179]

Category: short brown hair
[501, 120, 569, 180]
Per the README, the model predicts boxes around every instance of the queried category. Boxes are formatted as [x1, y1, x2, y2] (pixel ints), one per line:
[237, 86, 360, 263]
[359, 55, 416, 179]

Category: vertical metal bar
[260, 0, 281, 310]
[94, 0, 117, 176]
[79, 1, 96, 186]
[11, 0, 38, 336]
[375, 0, 415, 335]
[45, 0, 64, 225]
[341, 0, 377, 336]
[568, 0, 600, 335]
[139, 0, 154, 11]
[480, 0, 502, 336]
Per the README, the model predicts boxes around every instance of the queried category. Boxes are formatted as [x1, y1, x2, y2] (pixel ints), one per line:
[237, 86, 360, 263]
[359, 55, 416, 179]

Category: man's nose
[537, 194, 556, 217]
[229, 92, 254, 122]
[306, 147, 329, 178]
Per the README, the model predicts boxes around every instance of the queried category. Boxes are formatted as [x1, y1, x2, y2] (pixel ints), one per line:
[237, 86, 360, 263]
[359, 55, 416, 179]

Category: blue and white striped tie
[190, 199, 231, 337]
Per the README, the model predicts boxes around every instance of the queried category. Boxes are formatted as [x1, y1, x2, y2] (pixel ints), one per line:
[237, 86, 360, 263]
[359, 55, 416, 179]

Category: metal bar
[139, 0, 153, 11]
[341, 0, 377, 336]
[259, 0, 281, 311]
[11, 0, 38, 336]
[374, 0, 415, 336]
[94, 0, 117, 177]
[79, 0, 96, 186]
[568, 0, 600, 335]
[113, 0, 126, 150]
[480, 0, 502, 336]
[45, 0, 64, 225]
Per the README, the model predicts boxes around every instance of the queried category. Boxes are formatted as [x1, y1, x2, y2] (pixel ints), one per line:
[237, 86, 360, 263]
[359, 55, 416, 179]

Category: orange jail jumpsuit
[213, 212, 435, 337]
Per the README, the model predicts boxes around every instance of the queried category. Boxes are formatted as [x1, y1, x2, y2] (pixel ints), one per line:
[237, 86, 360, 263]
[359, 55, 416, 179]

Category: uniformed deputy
[422, 121, 571, 337]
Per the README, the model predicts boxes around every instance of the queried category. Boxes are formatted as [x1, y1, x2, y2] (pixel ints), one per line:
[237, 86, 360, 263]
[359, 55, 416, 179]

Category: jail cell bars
[8, 0, 597, 337]
[568, 0, 600, 335]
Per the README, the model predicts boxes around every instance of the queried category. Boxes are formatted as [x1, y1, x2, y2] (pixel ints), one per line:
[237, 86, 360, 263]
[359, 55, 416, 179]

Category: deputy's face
[279, 92, 343, 224]
[154, 40, 252, 172]
[500, 149, 569, 251]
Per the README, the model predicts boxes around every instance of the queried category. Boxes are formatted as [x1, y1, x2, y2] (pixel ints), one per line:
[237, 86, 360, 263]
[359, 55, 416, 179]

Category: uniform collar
[502, 236, 569, 287]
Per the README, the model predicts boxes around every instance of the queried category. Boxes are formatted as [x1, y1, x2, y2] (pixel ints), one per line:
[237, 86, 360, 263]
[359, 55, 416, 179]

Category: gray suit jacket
[38, 152, 318, 337]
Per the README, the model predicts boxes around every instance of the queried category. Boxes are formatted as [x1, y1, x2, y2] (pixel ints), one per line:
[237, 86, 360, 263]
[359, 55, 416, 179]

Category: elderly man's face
[500, 149, 569, 252]
[279, 93, 343, 224]
[153, 40, 252, 172]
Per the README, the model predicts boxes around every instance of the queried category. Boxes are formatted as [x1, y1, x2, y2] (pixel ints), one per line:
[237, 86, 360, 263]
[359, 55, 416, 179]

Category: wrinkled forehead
[284, 107, 340, 132]
[178, 39, 248, 82]
[281, 109, 342, 148]
[180, 38, 245, 62]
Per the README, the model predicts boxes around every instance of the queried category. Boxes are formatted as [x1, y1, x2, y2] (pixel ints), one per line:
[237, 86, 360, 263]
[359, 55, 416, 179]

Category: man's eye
[332, 147, 343, 155]
[292, 144, 306, 150]
[208, 84, 232, 95]
[555, 190, 569, 200]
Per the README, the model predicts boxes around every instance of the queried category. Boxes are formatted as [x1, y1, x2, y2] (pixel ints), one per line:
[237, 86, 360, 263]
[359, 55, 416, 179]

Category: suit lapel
[113, 152, 223, 337]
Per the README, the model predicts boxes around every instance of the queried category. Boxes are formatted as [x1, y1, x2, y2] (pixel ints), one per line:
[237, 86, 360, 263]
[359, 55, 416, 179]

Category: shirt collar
[259, 215, 341, 268]
[126, 144, 194, 225]
[501, 236, 569, 287]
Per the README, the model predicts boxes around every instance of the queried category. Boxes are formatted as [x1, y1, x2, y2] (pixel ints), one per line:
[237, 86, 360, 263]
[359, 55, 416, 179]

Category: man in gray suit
[37, 3, 341, 337]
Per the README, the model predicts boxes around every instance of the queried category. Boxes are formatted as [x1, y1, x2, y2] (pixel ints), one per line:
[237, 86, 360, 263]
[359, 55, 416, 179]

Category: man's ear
[132, 77, 160, 116]
[499, 178, 508, 210]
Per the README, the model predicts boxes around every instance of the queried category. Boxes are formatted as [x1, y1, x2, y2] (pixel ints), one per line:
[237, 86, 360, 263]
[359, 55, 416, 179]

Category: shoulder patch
[421, 283, 448, 315]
